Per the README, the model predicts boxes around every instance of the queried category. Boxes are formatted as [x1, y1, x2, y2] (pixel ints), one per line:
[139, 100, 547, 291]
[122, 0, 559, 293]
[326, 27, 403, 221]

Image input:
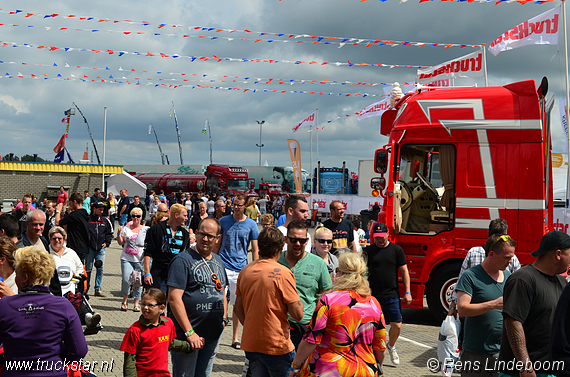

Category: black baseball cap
[531, 231, 570, 257]
[92, 201, 105, 208]
[372, 223, 388, 238]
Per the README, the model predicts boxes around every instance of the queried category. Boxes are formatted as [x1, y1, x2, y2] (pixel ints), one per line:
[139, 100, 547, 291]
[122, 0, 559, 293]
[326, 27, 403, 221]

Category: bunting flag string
[0, 19, 483, 50]
[0, 39, 429, 68]
[0, 59, 416, 87]
[0, 71, 395, 98]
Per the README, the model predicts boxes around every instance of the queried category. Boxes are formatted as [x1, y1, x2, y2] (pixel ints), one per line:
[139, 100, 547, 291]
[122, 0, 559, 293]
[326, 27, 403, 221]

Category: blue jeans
[120, 259, 142, 299]
[119, 214, 128, 227]
[245, 350, 295, 377]
[85, 248, 105, 291]
[171, 333, 223, 377]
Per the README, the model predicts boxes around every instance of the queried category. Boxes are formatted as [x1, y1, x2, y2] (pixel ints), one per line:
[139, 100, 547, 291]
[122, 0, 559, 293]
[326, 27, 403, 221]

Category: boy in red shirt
[120, 288, 195, 376]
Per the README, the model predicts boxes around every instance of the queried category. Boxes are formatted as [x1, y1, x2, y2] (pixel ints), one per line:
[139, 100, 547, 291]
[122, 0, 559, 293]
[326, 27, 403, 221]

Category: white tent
[106, 170, 146, 199]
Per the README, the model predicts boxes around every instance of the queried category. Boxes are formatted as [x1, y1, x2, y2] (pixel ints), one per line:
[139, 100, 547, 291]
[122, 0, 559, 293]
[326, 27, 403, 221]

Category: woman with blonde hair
[0, 236, 18, 296]
[189, 201, 209, 233]
[117, 207, 149, 312]
[288, 252, 386, 377]
[0, 247, 88, 375]
[244, 197, 260, 223]
[311, 226, 338, 281]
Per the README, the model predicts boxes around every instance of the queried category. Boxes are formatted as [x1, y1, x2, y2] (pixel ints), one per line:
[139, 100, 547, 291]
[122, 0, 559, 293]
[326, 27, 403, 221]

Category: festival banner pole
[316, 108, 319, 194]
[102, 107, 107, 192]
[563, 0, 570, 209]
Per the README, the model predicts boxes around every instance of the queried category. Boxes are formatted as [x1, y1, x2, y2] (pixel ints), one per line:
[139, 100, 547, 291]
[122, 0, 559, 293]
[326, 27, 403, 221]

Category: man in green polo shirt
[279, 220, 332, 349]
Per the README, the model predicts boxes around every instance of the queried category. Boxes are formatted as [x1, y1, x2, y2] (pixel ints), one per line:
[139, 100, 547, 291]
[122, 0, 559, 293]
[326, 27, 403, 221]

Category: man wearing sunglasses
[168, 217, 228, 377]
[277, 195, 312, 253]
[86, 201, 113, 297]
[455, 233, 515, 376]
[279, 220, 332, 349]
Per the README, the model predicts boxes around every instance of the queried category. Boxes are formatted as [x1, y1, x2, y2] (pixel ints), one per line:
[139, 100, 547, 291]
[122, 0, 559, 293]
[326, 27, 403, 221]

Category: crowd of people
[1, 187, 570, 377]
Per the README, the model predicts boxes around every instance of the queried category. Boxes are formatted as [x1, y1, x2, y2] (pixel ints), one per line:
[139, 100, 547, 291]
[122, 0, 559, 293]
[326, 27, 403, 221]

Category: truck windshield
[227, 180, 247, 190]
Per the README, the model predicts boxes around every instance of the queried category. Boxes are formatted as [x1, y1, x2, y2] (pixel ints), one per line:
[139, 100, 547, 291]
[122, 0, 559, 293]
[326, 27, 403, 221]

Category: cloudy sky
[0, 0, 567, 175]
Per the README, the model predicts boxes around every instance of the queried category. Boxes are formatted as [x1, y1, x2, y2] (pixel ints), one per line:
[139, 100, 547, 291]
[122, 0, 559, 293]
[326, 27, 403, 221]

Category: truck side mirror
[370, 177, 386, 191]
[374, 149, 388, 174]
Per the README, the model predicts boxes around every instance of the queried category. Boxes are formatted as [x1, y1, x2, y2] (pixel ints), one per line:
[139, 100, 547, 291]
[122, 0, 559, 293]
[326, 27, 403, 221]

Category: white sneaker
[387, 345, 400, 365]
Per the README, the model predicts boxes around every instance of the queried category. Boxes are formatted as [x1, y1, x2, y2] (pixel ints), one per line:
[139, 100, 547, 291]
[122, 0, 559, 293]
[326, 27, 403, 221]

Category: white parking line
[399, 336, 435, 349]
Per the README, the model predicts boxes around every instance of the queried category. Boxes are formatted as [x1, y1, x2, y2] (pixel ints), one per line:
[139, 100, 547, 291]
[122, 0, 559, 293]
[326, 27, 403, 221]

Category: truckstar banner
[357, 98, 390, 121]
[488, 6, 560, 57]
[292, 111, 316, 132]
[287, 139, 303, 194]
[416, 50, 483, 85]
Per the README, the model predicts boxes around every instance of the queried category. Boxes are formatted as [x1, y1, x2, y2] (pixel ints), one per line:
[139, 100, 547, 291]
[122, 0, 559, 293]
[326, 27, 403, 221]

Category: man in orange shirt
[234, 227, 303, 377]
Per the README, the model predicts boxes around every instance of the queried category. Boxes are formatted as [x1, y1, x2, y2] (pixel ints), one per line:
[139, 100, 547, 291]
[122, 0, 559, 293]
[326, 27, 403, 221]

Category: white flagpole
[482, 46, 488, 87]
[310, 123, 313, 188]
[564, 0, 570, 209]
[102, 107, 107, 192]
[316, 108, 319, 194]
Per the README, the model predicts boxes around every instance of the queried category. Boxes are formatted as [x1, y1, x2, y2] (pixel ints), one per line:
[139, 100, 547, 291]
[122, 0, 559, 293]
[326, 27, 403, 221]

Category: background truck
[134, 164, 257, 197]
[313, 166, 358, 194]
[370, 79, 554, 320]
[257, 182, 287, 197]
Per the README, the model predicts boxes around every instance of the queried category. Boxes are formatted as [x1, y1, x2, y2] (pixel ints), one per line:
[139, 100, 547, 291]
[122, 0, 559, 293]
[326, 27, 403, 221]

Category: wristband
[291, 362, 302, 370]
[185, 329, 195, 338]
[288, 367, 301, 374]
[405, 292, 411, 295]
[144, 273, 151, 277]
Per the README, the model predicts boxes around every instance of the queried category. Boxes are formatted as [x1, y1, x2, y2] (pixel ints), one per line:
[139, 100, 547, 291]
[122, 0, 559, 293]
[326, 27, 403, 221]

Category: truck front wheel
[426, 263, 461, 322]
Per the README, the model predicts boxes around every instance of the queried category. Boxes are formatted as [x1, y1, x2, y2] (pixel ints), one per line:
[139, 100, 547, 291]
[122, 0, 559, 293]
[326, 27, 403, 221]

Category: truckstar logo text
[490, 14, 559, 48]
[418, 53, 482, 82]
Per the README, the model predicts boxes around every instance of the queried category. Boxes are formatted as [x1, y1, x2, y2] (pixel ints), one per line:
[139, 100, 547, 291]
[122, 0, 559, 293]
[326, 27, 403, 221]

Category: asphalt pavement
[82, 234, 454, 377]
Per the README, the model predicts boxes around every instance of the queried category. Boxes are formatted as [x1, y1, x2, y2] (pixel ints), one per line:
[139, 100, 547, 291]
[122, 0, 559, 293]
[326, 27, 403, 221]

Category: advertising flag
[488, 6, 560, 57]
[53, 134, 66, 154]
[416, 50, 484, 85]
[287, 139, 303, 194]
[54, 149, 64, 163]
[292, 111, 316, 132]
[357, 98, 390, 121]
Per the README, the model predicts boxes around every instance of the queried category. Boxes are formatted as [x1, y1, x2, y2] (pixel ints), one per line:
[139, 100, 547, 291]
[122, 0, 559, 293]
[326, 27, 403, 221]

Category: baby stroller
[57, 264, 103, 336]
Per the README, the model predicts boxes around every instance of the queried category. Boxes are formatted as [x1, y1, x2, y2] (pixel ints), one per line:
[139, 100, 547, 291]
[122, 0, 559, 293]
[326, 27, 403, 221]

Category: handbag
[129, 269, 143, 287]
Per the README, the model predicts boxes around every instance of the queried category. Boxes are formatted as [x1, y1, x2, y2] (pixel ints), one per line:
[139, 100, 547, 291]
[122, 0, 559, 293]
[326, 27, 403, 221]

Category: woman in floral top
[288, 252, 386, 377]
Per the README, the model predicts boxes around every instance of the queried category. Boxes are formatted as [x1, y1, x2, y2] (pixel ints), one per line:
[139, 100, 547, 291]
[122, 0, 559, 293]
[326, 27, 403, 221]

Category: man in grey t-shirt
[168, 217, 228, 377]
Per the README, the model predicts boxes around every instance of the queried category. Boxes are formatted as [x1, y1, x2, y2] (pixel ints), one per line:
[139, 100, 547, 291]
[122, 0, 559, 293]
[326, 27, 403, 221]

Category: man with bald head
[16, 209, 48, 250]
[145, 203, 169, 227]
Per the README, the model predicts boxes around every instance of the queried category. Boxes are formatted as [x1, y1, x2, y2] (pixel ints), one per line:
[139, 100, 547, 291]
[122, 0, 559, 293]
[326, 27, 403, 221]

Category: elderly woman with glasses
[49, 226, 84, 277]
[311, 225, 339, 282]
[117, 207, 149, 312]
[0, 246, 88, 375]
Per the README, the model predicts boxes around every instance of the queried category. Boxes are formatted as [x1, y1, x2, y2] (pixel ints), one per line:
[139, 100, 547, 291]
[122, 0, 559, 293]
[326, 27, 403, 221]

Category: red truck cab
[371, 80, 554, 320]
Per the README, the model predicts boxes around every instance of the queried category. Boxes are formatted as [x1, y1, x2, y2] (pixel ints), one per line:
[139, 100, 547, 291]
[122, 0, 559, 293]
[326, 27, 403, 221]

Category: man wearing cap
[498, 231, 570, 377]
[85, 201, 113, 297]
[455, 234, 515, 377]
[364, 222, 411, 366]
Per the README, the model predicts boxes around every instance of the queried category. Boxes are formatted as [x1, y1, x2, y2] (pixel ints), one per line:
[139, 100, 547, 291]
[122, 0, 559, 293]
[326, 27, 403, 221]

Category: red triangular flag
[53, 134, 66, 154]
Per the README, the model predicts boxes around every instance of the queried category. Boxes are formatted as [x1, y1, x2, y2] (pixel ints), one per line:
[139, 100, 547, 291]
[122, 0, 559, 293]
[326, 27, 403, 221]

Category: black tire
[426, 263, 461, 322]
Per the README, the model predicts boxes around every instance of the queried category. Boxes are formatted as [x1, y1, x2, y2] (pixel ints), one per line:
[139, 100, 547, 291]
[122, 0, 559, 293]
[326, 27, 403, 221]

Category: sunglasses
[132, 215, 142, 218]
[51, 237, 64, 241]
[197, 231, 217, 240]
[316, 238, 333, 244]
[489, 235, 512, 250]
[288, 237, 308, 245]
[261, 223, 272, 227]
[210, 273, 223, 291]
[140, 302, 159, 309]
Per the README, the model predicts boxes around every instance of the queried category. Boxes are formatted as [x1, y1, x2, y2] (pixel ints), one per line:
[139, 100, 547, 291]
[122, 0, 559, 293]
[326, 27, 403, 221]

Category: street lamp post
[256, 120, 265, 166]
